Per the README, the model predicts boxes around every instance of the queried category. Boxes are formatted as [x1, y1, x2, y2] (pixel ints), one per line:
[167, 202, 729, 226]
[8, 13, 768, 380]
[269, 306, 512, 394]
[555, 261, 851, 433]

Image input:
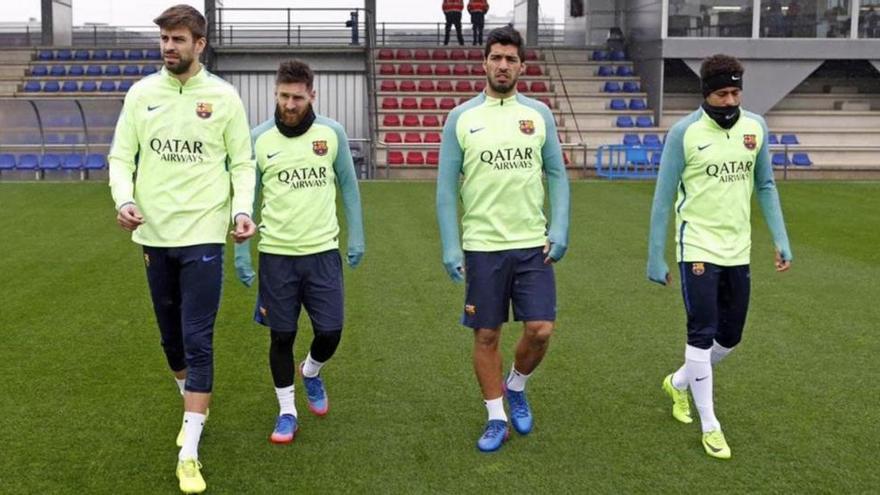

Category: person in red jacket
[443, 0, 465, 46]
[467, 0, 489, 45]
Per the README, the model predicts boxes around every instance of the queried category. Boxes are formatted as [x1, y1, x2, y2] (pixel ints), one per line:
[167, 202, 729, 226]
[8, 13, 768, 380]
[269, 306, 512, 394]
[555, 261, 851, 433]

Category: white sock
[175, 378, 186, 396]
[275, 385, 297, 417]
[685, 345, 720, 433]
[710, 340, 735, 365]
[178, 412, 206, 461]
[505, 365, 531, 392]
[484, 397, 508, 422]
[671, 364, 688, 390]
[301, 353, 325, 378]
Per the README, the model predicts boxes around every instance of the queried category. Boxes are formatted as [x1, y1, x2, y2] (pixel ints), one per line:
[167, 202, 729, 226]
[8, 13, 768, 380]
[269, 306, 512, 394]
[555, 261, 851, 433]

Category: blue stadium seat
[792, 152, 812, 166]
[623, 81, 640, 93]
[610, 50, 627, 61]
[23, 80, 41, 92]
[597, 66, 613, 76]
[781, 134, 799, 145]
[85, 154, 106, 170]
[609, 99, 627, 110]
[643, 134, 662, 147]
[616, 116, 634, 128]
[0, 154, 15, 170]
[626, 147, 649, 165]
[636, 116, 654, 128]
[62, 81, 79, 92]
[92, 49, 108, 60]
[68, 65, 84, 76]
[56, 49, 72, 61]
[768, 134, 779, 144]
[99, 80, 117, 92]
[43, 81, 60, 92]
[146, 48, 162, 60]
[81, 81, 98, 92]
[62, 154, 84, 170]
[603, 81, 621, 93]
[38, 50, 54, 60]
[141, 65, 158, 76]
[110, 49, 126, 60]
[651, 152, 662, 165]
[104, 65, 121, 76]
[74, 49, 90, 60]
[17, 154, 39, 170]
[63, 134, 83, 144]
[31, 65, 48, 76]
[86, 65, 103, 76]
[592, 50, 609, 61]
[629, 99, 647, 110]
[127, 49, 144, 60]
[622, 134, 641, 146]
[122, 65, 140, 76]
[50, 65, 66, 76]
[772, 153, 788, 166]
[118, 80, 133, 92]
[40, 154, 62, 170]
[616, 65, 634, 76]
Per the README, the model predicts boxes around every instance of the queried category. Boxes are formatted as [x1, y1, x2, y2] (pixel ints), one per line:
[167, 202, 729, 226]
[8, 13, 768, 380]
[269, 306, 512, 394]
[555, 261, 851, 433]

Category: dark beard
[488, 78, 515, 95]
[166, 57, 194, 75]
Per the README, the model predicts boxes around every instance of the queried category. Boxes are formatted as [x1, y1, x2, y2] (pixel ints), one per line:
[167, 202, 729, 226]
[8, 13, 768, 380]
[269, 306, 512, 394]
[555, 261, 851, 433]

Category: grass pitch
[0, 181, 877, 493]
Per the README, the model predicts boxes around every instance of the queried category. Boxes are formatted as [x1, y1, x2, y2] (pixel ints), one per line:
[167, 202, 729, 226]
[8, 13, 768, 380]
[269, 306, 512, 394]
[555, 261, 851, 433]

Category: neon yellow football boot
[176, 458, 206, 494]
[662, 374, 693, 424]
[702, 429, 732, 459]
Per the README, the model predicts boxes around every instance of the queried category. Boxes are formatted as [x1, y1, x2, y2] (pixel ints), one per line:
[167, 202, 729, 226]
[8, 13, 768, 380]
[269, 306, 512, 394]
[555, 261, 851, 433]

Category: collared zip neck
[161, 64, 207, 94]
[484, 92, 518, 107]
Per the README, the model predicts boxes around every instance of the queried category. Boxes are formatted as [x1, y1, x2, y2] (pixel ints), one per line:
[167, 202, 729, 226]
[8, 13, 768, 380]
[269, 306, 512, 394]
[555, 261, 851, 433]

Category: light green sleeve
[226, 96, 257, 221]
[107, 92, 140, 210]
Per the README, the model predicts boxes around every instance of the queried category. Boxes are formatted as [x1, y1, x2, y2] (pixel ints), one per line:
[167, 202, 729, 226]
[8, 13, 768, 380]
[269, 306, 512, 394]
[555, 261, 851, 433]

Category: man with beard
[647, 54, 792, 460]
[436, 26, 570, 452]
[234, 60, 364, 445]
[108, 4, 256, 493]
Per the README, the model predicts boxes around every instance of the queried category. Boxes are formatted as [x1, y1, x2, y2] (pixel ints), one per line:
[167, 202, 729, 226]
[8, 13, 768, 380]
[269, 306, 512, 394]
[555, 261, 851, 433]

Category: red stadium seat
[434, 64, 451, 76]
[455, 80, 473, 92]
[422, 115, 441, 127]
[382, 114, 400, 126]
[404, 132, 422, 143]
[525, 65, 543, 76]
[396, 48, 412, 60]
[402, 115, 421, 126]
[426, 150, 439, 165]
[378, 48, 393, 60]
[439, 97, 456, 110]
[416, 64, 433, 76]
[418, 80, 435, 92]
[420, 97, 437, 110]
[471, 64, 485, 76]
[406, 151, 425, 165]
[453, 64, 469, 76]
[414, 49, 430, 60]
[387, 151, 405, 165]
[381, 97, 399, 109]
[474, 80, 486, 92]
[467, 49, 482, 61]
[379, 64, 395, 75]
[399, 80, 416, 92]
[437, 80, 453, 92]
[431, 49, 448, 60]
[450, 49, 466, 60]
[424, 132, 441, 143]
[398, 63, 414, 75]
[400, 97, 418, 110]
[530, 81, 548, 92]
[384, 132, 402, 143]
[525, 49, 538, 61]
[516, 81, 528, 92]
[380, 80, 397, 92]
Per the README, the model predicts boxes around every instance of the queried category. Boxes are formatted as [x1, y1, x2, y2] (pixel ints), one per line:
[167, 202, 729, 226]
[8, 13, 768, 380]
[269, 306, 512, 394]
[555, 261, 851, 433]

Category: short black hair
[700, 54, 744, 80]
[276, 59, 314, 89]
[484, 25, 526, 62]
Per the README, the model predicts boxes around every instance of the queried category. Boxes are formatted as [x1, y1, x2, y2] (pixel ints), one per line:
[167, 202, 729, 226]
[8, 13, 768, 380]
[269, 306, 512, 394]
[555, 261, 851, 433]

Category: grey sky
[7, 0, 565, 26]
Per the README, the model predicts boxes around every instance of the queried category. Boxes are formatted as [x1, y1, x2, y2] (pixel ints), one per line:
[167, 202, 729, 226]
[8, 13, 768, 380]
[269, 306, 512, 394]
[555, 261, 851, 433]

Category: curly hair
[700, 54, 744, 80]
[276, 59, 314, 89]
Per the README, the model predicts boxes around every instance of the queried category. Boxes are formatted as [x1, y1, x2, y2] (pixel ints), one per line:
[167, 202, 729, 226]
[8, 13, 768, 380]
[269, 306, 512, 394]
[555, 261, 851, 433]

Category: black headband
[702, 72, 743, 97]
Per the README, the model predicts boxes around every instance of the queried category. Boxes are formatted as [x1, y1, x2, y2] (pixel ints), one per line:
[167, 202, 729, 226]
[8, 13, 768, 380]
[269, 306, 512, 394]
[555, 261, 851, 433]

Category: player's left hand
[231, 214, 257, 243]
[347, 246, 364, 268]
[544, 239, 567, 264]
[775, 250, 791, 272]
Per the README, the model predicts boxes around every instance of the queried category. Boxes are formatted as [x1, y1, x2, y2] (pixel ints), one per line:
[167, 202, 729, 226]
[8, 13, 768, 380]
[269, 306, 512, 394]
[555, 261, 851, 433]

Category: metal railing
[214, 8, 367, 46]
[595, 144, 662, 179]
[375, 21, 568, 46]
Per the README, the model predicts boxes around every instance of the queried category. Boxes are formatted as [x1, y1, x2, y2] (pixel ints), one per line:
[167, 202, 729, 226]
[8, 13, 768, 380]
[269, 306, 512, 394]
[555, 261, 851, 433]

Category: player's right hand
[442, 251, 465, 283]
[647, 258, 671, 286]
[775, 249, 792, 273]
[116, 202, 145, 232]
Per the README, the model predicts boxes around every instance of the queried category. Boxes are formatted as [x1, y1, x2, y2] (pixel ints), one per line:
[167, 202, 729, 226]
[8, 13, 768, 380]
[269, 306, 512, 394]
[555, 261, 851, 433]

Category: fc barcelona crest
[692, 262, 705, 276]
[196, 102, 213, 119]
[312, 140, 328, 156]
[519, 120, 535, 135]
[743, 134, 756, 150]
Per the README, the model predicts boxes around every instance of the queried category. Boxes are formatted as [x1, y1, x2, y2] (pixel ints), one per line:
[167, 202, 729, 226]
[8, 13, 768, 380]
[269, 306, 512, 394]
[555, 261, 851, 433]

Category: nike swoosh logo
[731, 76, 740, 81]
[267, 152, 281, 159]
[705, 441, 723, 453]
[469, 127, 484, 134]
[147, 105, 161, 112]
[697, 144, 712, 151]
[201, 255, 219, 262]
[695, 375, 709, 382]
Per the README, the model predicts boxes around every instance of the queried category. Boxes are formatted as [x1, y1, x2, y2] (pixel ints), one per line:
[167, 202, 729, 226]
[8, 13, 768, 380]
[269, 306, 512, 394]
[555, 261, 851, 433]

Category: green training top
[108, 65, 256, 247]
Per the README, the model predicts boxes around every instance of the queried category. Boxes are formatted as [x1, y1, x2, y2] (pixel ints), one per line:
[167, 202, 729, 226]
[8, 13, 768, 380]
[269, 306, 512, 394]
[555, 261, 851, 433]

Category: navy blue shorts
[679, 262, 751, 350]
[462, 247, 556, 329]
[255, 250, 344, 333]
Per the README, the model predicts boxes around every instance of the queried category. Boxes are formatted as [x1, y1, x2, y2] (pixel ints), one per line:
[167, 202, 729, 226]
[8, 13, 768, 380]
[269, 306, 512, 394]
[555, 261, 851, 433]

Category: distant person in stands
[443, 0, 466, 46]
[468, 0, 489, 46]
